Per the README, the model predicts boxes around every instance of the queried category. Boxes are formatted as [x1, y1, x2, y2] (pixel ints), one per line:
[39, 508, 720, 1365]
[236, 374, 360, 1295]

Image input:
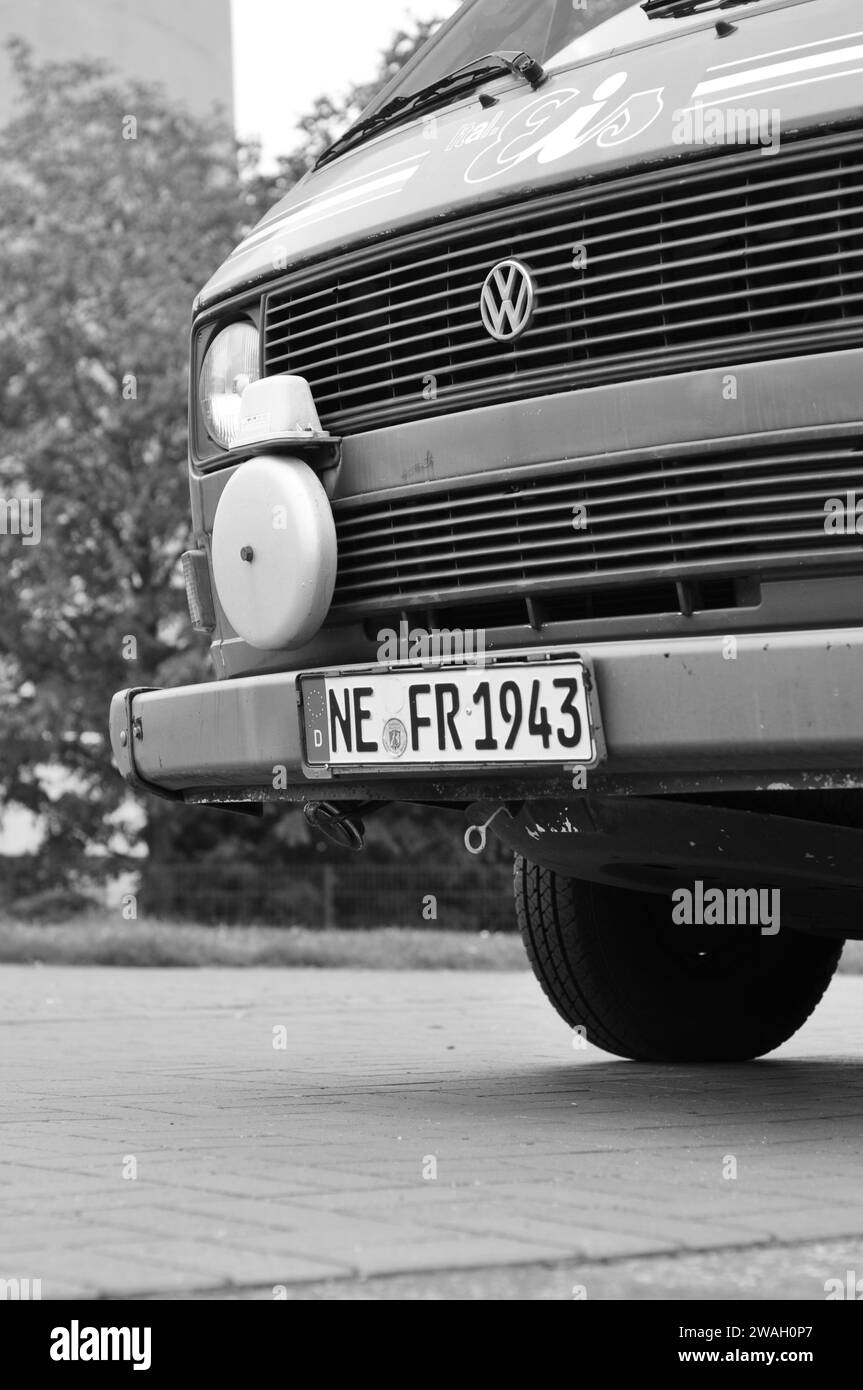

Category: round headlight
[199, 322, 261, 449]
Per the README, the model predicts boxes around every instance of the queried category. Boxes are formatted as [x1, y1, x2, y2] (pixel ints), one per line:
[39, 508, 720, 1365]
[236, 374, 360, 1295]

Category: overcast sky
[231, 0, 461, 165]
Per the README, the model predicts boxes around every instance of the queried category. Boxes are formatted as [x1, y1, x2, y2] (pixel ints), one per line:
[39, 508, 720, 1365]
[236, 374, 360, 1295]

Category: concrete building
[0, 0, 233, 127]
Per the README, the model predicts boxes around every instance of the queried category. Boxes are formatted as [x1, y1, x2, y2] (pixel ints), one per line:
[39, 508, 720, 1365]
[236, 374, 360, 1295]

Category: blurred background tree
[0, 3, 642, 919]
[243, 19, 441, 206]
[4, 0, 673, 923]
[0, 40, 268, 878]
[0, 18, 487, 911]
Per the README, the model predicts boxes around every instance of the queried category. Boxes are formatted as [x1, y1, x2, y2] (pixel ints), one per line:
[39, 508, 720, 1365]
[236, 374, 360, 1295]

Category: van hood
[198, 0, 860, 310]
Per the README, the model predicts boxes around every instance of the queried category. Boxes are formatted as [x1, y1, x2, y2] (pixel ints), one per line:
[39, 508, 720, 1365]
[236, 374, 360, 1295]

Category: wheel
[514, 856, 843, 1063]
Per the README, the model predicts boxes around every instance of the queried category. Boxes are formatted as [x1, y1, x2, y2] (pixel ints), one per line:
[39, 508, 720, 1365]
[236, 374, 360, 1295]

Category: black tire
[514, 856, 843, 1063]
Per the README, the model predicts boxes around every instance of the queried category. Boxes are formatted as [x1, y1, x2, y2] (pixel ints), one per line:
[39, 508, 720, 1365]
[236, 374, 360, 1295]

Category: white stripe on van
[682, 63, 863, 114]
[230, 154, 427, 258]
[705, 29, 863, 73]
[692, 41, 863, 98]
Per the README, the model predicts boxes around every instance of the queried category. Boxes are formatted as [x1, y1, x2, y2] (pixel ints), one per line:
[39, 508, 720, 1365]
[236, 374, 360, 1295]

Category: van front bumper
[110, 628, 863, 804]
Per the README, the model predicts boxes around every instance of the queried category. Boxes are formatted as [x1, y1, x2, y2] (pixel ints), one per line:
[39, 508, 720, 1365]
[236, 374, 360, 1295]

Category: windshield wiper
[314, 51, 546, 171]
[642, 0, 765, 17]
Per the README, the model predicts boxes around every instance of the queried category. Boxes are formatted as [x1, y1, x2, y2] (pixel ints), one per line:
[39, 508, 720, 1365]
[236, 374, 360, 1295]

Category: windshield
[374, 1, 649, 111]
[373, 0, 775, 112]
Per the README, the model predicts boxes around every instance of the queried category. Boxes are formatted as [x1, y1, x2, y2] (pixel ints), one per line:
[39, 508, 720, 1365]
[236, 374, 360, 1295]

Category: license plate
[300, 661, 599, 768]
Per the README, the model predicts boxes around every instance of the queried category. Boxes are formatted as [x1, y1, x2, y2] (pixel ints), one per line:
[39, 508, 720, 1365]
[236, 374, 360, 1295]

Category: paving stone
[1, 966, 862, 1297]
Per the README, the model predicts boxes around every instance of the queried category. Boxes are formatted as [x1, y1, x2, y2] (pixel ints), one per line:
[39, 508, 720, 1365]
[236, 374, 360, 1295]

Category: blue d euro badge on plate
[301, 677, 331, 762]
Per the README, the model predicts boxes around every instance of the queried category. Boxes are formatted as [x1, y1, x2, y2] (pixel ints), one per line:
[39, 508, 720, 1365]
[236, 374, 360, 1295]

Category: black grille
[265, 126, 863, 434]
[330, 436, 863, 615]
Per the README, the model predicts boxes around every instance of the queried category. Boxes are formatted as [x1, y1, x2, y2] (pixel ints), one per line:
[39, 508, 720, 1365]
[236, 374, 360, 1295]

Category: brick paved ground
[1, 965, 862, 1300]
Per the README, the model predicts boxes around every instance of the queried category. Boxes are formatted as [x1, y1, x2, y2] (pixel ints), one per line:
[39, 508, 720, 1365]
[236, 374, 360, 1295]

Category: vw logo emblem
[479, 259, 535, 341]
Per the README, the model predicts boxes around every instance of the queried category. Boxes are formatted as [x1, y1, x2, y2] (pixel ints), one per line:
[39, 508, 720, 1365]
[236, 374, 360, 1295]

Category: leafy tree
[0, 20, 449, 886]
[0, 41, 275, 874]
[0, 15, 522, 912]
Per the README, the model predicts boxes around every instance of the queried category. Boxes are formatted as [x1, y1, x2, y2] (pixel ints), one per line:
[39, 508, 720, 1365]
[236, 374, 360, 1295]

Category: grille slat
[329, 439, 863, 612]
[336, 467, 863, 545]
[337, 533, 837, 594]
[281, 293, 863, 402]
[335, 489, 863, 569]
[338, 516, 841, 583]
[282, 281, 863, 391]
[336, 537, 833, 597]
[334, 452, 856, 531]
[338, 514, 837, 577]
[266, 158, 863, 333]
[271, 196, 863, 353]
[265, 127, 863, 429]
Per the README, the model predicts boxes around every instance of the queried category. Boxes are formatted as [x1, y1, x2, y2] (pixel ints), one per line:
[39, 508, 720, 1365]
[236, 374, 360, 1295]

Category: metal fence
[0, 853, 517, 930]
[133, 861, 516, 930]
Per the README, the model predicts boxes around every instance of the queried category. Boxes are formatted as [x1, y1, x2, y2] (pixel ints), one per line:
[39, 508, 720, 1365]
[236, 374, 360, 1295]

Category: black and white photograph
[1, 0, 862, 1350]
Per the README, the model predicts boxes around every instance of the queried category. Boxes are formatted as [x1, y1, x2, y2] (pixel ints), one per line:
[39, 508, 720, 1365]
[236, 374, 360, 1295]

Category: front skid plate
[472, 795, 863, 930]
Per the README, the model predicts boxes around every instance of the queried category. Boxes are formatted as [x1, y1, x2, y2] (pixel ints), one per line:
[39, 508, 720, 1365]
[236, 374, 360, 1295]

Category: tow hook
[464, 801, 524, 854]
[303, 800, 388, 851]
